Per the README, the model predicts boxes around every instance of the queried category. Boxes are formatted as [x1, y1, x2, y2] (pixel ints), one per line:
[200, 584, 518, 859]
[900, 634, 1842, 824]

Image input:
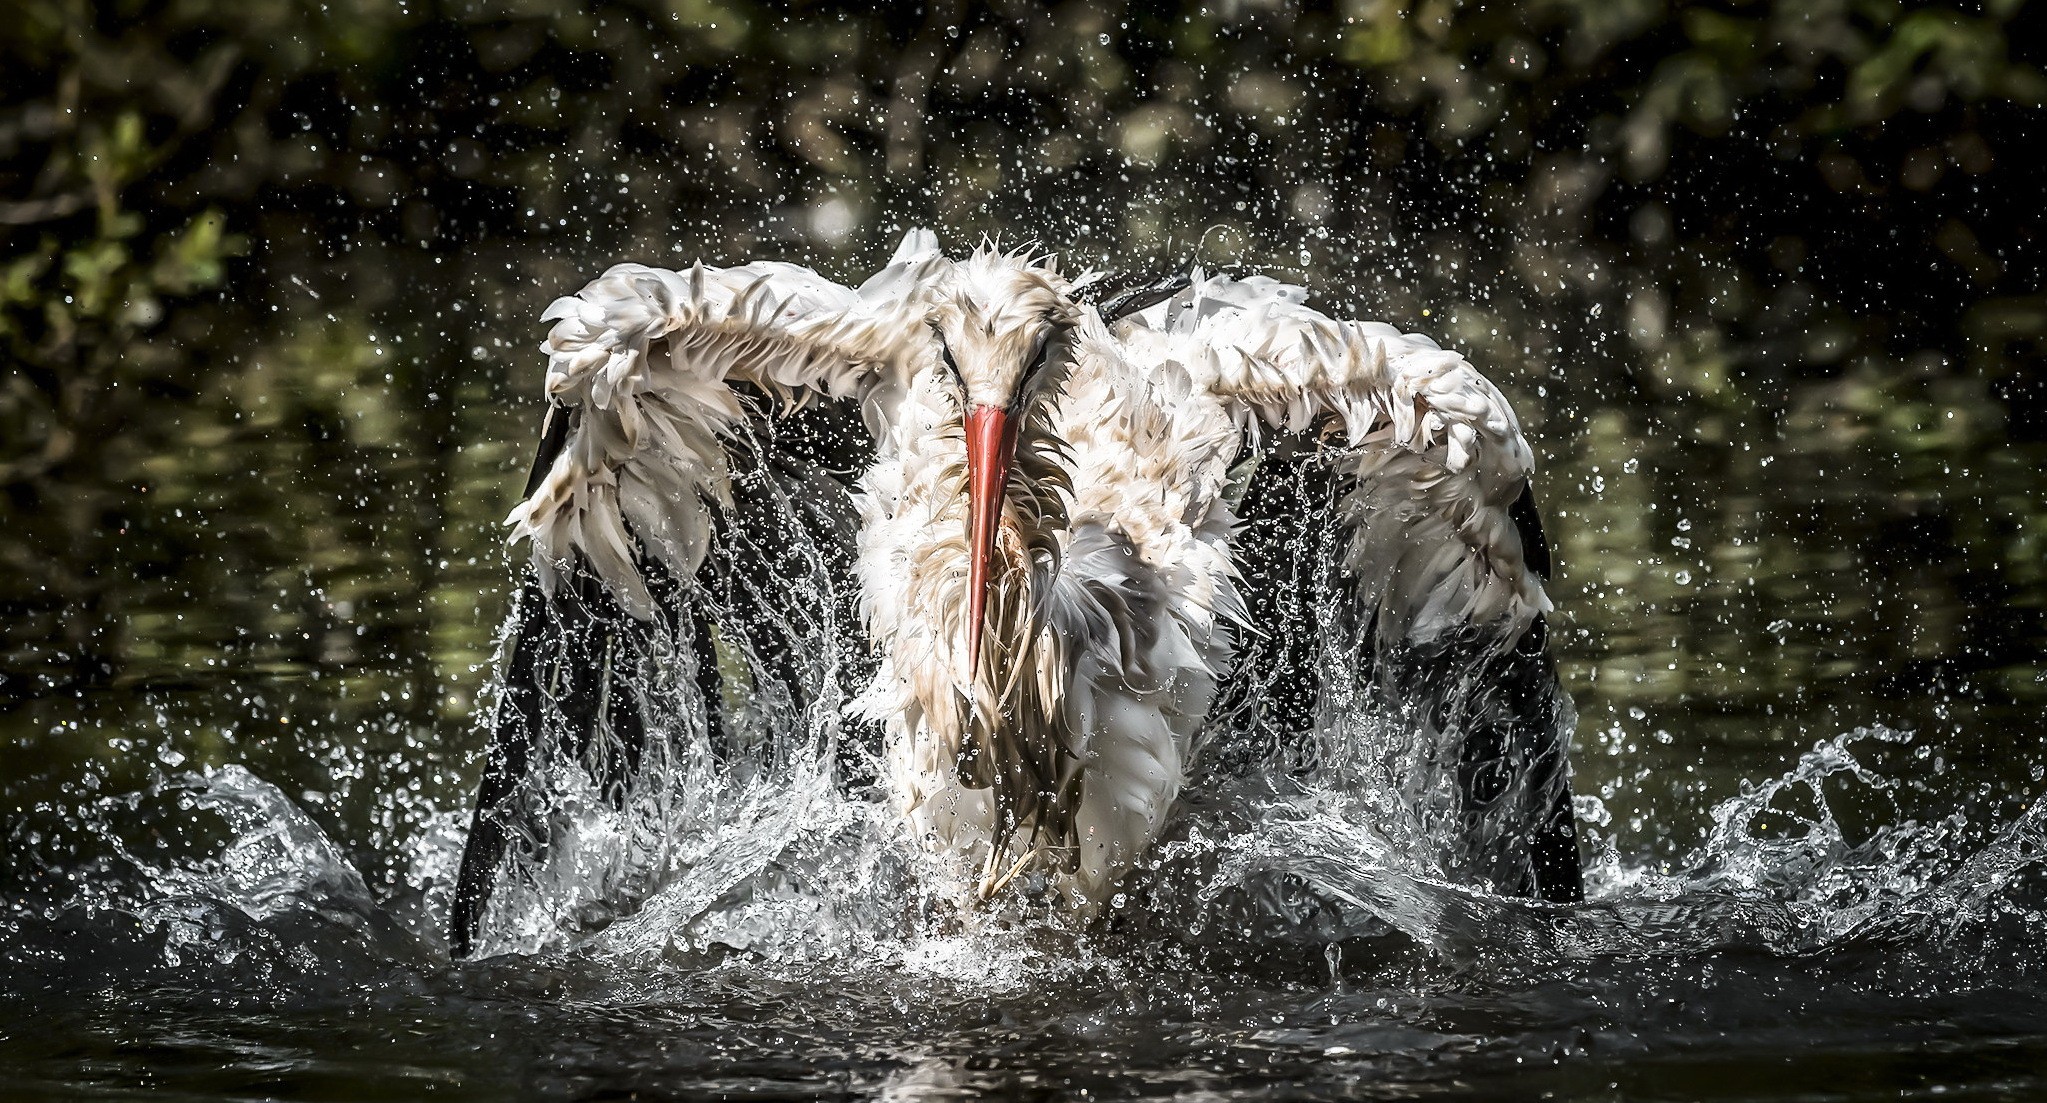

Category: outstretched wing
[450, 234, 946, 957]
[1121, 273, 1582, 904]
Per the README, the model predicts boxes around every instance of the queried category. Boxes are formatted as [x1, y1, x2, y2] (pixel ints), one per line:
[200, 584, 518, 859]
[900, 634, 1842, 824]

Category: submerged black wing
[449, 397, 878, 958]
[450, 247, 938, 957]
[1152, 274, 1583, 904]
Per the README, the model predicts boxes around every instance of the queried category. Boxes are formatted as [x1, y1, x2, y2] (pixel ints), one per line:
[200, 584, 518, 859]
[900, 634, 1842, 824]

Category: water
[10, 724, 2047, 1100]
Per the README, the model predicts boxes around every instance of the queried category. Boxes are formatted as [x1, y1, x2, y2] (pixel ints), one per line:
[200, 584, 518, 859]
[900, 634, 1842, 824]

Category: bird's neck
[857, 390, 1086, 886]
[874, 405, 1068, 700]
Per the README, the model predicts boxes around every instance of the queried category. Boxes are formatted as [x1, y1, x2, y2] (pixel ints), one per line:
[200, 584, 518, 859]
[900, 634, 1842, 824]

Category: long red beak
[964, 403, 1017, 678]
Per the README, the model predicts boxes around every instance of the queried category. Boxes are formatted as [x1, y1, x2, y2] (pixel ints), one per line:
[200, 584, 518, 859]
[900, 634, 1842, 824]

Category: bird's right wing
[512, 238, 945, 614]
[451, 234, 947, 957]
[1119, 273, 1582, 904]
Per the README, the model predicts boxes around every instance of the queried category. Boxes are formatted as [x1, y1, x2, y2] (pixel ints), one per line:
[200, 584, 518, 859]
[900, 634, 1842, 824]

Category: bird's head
[927, 253, 1079, 678]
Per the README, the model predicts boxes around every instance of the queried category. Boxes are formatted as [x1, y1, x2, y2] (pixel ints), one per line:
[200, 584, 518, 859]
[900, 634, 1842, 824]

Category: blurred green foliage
[1, 0, 2043, 825]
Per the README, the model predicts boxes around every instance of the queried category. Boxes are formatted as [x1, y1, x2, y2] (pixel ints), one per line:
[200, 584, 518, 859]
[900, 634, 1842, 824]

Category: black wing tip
[1531, 808, 1587, 904]
[1087, 270, 1195, 324]
[521, 403, 576, 500]
[449, 406, 600, 960]
[448, 833, 497, 959]
[1508, 480, 1553, 582]
[447, 575, 553, 961]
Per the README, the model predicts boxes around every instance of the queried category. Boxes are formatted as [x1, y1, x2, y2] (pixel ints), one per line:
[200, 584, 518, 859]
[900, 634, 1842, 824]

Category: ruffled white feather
[1121, 270, 1550, 646]
[509, 241, 947, 615]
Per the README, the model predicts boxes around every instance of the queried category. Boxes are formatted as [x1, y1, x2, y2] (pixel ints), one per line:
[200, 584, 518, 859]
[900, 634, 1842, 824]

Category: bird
[448, 231, 1583, 958]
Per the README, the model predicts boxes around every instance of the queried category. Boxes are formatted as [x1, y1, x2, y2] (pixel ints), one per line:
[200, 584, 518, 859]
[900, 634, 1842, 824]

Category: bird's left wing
[451, 234, 945, 956]
[1118, 273, 1582, 903]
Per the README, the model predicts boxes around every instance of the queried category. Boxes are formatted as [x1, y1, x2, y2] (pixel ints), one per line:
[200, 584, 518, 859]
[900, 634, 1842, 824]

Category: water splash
[13, 717, 2043, 1001]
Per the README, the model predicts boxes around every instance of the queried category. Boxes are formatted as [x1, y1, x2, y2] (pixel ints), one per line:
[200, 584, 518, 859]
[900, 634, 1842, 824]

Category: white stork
[450, 231, 1582, 957]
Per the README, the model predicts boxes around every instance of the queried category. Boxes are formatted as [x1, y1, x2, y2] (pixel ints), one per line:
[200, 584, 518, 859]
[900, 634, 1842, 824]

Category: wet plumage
[452, 231, 1582, 957]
